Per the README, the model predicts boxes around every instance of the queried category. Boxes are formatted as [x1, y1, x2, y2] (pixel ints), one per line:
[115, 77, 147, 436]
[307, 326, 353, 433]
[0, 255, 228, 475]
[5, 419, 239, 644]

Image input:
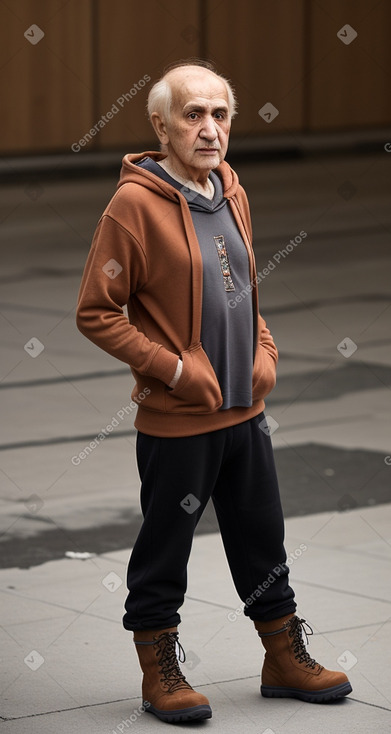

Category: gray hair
[147, 59, 237, 123]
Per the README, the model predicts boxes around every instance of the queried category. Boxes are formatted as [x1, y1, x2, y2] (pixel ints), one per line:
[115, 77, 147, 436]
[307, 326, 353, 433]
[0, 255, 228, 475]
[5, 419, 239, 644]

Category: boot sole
[261, 681, 352, 703]
[144, 700, 212, 722]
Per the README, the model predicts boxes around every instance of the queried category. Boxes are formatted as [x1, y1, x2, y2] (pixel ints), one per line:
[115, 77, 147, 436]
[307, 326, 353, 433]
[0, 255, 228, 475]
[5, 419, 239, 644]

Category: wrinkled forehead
[167, 68, 229, 112]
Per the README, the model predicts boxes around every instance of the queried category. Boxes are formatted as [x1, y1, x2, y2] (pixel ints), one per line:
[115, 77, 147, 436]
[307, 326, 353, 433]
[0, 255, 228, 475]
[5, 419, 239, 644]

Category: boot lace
[154, 632, 192, 692]
[287, 616, 320, 670]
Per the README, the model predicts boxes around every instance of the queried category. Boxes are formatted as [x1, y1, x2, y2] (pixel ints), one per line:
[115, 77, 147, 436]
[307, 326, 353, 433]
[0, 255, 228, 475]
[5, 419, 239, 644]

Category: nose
[199, 115, 218, 141]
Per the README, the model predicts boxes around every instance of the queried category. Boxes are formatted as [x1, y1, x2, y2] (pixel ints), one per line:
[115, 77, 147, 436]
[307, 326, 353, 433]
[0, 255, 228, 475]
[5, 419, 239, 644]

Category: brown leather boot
[254, 614, 352, 703]
[133, 626, 212, 722]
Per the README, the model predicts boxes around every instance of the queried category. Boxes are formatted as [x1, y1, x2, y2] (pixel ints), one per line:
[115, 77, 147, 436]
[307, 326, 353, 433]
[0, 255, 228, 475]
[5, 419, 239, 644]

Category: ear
[150, 112, 169, 146]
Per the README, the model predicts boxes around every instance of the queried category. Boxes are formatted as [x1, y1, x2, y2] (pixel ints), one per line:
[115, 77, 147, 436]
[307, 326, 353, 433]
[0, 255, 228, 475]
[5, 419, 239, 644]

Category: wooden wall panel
[0, 0, 94, 154]
[204, 0, 306, 138]
[1, 1, 391, 155]
[308, 1, 391, 130]
[95, 0, 201, 148]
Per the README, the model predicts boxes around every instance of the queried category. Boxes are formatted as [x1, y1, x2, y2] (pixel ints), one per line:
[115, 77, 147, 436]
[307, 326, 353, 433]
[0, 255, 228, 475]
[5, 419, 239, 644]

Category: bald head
[147, 62, 237, 124]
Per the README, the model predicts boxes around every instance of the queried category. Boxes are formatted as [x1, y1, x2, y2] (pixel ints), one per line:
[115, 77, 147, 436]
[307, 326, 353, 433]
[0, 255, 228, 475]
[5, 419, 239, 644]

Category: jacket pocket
[252, 342, 277, 401]
[130, 374, 166, 413]
[164, 343, 223, 414]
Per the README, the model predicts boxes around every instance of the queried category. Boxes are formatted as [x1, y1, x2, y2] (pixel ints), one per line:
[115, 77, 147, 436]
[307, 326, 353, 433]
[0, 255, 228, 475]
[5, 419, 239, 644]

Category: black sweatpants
[123, 411, 296, 631]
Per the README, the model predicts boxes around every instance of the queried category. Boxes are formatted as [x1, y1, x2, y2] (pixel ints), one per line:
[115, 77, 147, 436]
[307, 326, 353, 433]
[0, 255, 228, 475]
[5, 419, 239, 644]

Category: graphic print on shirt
[213, 235, 235, 292]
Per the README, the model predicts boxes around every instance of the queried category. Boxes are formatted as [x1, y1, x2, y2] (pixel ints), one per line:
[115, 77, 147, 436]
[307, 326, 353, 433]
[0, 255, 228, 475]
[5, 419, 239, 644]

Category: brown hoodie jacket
[76, 151, 278, 437]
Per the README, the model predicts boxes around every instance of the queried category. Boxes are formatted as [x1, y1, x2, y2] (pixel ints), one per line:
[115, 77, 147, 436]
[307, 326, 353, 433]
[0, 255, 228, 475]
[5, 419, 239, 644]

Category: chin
[197, 155, 220, 167]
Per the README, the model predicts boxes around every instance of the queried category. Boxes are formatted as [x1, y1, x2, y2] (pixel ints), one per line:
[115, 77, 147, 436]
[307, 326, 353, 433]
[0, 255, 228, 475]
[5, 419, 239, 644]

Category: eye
[188, 112, 199, 120]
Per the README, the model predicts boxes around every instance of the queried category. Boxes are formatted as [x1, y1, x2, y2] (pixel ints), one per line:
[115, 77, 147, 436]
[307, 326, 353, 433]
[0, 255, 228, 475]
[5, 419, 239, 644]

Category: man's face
[156, 67, 231, 178]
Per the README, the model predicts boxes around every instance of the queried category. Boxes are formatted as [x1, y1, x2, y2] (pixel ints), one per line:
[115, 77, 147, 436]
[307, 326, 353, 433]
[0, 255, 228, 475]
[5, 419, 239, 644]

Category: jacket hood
[117, 151, 240, 200]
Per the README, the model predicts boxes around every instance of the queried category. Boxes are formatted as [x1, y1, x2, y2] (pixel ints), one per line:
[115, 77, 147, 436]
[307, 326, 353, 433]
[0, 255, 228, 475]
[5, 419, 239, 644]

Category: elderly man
[76, 59, 352, 724]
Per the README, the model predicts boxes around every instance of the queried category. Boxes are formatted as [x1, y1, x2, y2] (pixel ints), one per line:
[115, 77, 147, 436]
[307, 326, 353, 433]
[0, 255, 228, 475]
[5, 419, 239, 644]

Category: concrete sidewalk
[1, 152, 391, 732]
[1, 503, 390, 733]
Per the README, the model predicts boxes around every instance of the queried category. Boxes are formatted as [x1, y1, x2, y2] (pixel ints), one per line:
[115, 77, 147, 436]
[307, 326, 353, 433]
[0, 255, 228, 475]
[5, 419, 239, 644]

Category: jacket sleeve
[258, 312, 278, 365]
[76, 214, 178, 385]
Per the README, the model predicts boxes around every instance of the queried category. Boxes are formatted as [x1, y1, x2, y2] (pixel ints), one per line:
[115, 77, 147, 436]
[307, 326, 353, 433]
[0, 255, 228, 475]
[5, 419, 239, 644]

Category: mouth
[197, 148, 219, 154]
